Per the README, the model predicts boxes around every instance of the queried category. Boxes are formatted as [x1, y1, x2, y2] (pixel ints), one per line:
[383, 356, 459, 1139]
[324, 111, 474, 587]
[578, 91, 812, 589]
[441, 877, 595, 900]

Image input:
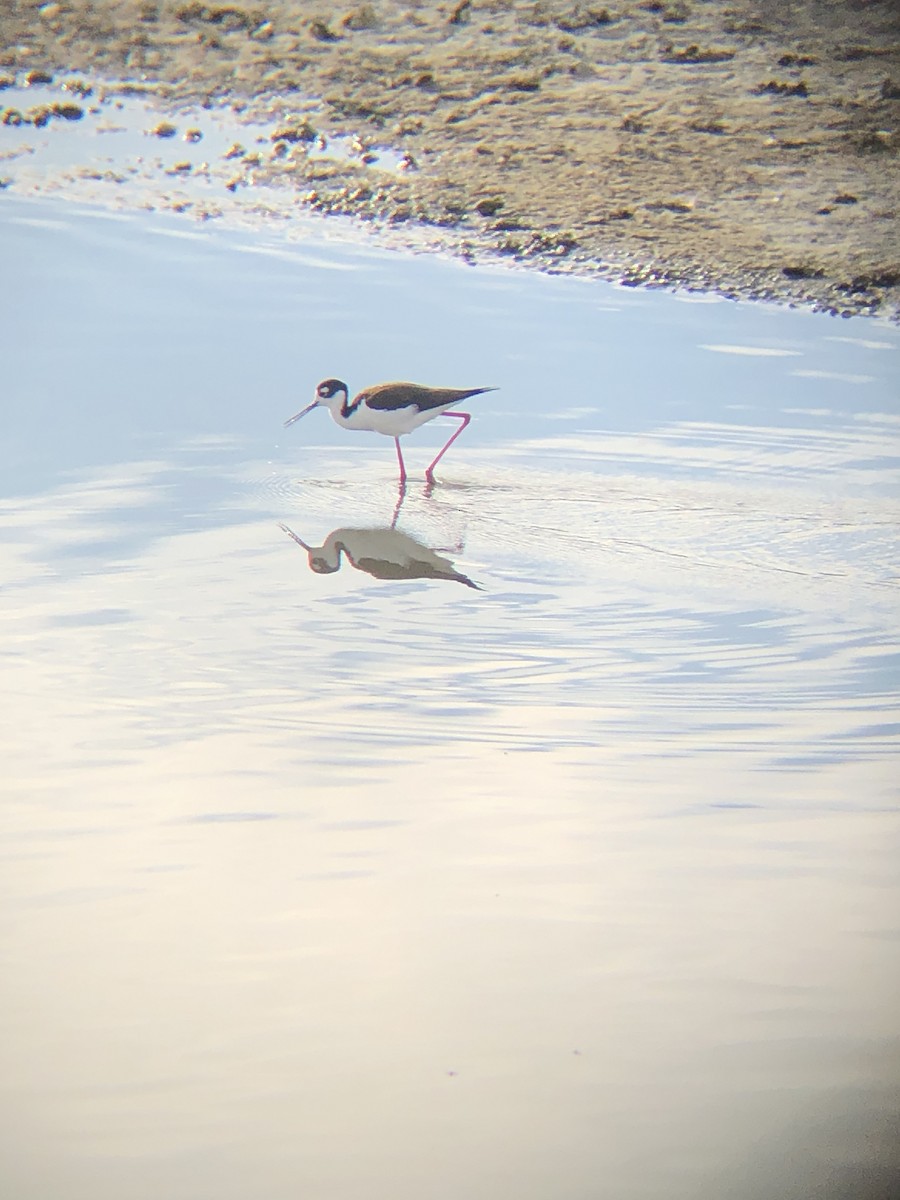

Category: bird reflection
[279, 522, 481, 589]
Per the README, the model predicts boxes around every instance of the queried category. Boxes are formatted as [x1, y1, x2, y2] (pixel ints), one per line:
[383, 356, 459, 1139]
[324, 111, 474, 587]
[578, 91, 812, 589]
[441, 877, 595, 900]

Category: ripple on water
[1, 197, 899, 1200]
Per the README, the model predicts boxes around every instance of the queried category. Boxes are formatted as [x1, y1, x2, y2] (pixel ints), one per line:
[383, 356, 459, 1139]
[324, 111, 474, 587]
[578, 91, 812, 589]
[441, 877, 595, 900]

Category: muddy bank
[1, 0, 898, 315]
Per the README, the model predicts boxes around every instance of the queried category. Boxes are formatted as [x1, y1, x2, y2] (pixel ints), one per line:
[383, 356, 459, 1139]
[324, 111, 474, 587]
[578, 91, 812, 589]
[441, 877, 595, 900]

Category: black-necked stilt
[283, 379, 497, 483]
[278, 523, 481, 589]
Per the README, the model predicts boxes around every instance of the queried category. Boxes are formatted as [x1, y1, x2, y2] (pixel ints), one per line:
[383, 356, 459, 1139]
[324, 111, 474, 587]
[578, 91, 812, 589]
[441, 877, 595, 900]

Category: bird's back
[362, 383, 496, 412]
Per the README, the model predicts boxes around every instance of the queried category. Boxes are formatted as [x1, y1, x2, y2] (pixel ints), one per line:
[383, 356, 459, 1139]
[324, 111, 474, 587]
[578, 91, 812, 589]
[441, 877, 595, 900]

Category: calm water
[1, 196, 899, 1200]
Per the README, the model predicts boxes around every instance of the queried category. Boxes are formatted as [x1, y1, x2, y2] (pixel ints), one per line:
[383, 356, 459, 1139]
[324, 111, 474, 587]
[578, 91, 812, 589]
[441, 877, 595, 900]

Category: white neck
[319, 391, 358, 429]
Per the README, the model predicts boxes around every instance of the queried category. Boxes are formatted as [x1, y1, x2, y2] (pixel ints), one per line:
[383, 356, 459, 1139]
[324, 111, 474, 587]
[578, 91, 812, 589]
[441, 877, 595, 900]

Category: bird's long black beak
[283, 400, 319, 428]
[278, 523, 312, 551]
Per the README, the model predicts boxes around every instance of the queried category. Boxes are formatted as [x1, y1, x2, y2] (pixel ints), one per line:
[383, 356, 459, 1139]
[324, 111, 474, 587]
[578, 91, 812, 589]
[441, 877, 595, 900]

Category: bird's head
[283, 378, 349, 427]
[309, 554, 340, 575]
[278, 523, 345, 575]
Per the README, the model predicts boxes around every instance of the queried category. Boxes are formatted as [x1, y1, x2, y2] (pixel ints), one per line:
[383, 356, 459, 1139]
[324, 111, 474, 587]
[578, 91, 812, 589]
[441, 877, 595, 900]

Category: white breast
[344, 400, 454, 437]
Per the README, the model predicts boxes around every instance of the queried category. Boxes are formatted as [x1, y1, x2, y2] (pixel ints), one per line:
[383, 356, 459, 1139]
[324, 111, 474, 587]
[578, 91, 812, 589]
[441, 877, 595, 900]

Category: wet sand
[2, 0, 899, 314]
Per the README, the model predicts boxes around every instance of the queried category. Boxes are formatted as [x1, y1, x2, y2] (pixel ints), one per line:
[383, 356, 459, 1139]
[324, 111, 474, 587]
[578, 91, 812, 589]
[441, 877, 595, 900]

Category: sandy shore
[2, 0, 898, 315]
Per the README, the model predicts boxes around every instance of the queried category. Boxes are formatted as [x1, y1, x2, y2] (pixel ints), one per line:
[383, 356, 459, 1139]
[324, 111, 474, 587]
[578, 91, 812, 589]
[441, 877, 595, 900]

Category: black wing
[363, 383, 497, 413]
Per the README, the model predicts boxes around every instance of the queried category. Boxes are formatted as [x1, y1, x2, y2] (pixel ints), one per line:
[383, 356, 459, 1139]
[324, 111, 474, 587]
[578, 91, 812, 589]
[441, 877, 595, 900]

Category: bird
[278, 522, 481, 589]
[283, 379, 497, 484]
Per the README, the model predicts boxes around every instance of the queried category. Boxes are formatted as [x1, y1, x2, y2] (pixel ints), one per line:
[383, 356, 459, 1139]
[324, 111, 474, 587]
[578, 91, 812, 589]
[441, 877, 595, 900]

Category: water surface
[1, 197, 898, 1200]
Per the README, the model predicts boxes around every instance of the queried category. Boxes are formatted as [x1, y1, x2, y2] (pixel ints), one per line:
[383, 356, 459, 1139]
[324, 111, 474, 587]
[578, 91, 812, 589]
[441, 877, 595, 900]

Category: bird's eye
[318, 385, 329, 397]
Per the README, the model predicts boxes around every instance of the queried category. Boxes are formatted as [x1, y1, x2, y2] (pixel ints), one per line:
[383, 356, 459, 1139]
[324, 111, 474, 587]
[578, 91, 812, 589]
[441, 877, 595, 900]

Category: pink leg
[394, 436, 407, 484]
[425, 411, 470, 483]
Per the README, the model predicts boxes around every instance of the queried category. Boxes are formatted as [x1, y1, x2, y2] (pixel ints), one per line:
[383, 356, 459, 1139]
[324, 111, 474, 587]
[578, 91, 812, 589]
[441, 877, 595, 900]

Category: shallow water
[1, 195, 899, 1200]
[0, 73, 403, 222]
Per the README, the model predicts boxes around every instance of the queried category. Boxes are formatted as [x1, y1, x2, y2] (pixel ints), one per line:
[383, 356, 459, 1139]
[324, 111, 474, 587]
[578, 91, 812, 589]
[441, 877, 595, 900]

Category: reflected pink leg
[394, 437, 407, 484]
[425, 411, 470, 483]
[391, 480, 407, 529]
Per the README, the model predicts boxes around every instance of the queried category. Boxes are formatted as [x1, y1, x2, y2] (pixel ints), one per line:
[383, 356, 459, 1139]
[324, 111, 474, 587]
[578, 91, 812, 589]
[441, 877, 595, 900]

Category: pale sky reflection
[1, 199, 898, 1200]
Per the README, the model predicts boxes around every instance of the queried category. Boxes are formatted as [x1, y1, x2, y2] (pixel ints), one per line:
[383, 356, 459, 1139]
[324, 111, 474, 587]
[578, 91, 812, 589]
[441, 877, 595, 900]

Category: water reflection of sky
[0, 77, 405, 193]
[1, 197, 899, 1199]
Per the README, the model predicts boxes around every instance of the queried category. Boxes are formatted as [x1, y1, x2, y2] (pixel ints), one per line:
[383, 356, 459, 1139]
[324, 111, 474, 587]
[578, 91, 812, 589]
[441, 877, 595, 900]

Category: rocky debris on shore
[0, 0, 897, 316]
